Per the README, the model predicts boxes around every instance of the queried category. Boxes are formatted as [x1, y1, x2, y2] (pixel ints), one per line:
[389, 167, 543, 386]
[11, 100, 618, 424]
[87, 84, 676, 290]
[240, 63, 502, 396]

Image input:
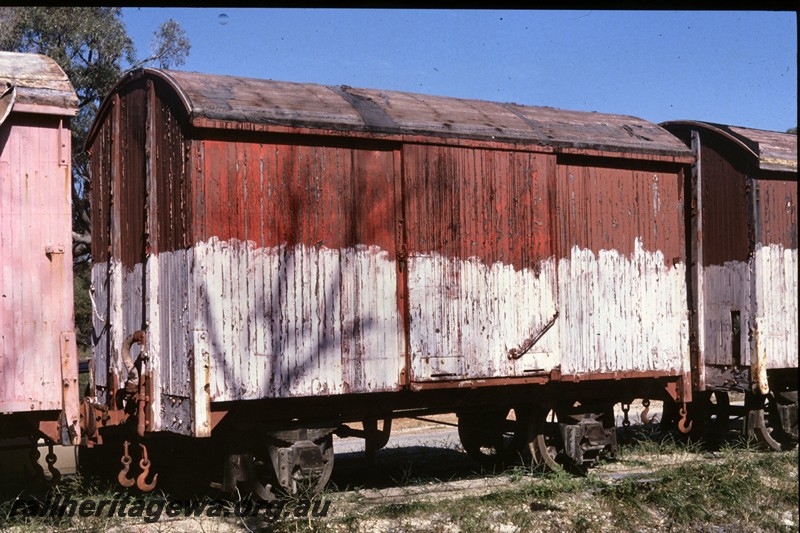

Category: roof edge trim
[85, 68, 194, 151]
[0, 84, 16, 126]
[661, 120, 760, 165]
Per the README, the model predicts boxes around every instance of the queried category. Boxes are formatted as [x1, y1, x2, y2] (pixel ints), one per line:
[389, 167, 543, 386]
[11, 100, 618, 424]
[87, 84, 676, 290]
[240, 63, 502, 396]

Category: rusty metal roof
[91, 68, 692, 159]
[662, 120, 797, 173]
[0, 51, 78, 119]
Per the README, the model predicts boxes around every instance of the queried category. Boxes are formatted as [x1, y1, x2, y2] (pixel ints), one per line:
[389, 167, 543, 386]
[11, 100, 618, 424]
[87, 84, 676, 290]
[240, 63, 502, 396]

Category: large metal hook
[136, 443, 158, 492]
[118, 440, 136, 487]
[678, 403, 693, 434]
[640, 399, 652, 425]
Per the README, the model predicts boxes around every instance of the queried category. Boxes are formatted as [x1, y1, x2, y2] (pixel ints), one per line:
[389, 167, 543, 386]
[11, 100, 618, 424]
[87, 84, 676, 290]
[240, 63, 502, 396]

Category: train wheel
[527, 401, 617, 472]
[744, 391, 797, 451]
[527, 405, 564, 472]
[457, 409, 519, 470]
[221, 427, 336, 500]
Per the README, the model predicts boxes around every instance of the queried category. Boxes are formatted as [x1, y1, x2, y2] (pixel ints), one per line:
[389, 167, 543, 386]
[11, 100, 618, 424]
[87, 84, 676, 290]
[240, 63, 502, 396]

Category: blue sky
[121, 9, 797, 132]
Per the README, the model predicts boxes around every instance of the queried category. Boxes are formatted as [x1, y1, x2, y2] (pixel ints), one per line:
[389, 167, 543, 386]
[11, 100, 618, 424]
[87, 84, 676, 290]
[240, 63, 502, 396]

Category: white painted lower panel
[408, 238, 689, 380]
[698, 245, 797, 372]
[193, 239, 404, 401]
[753, 244, 798, 370]
[408, 255, 560, 380]
[93, 235, 694, 432]
[558, 239, 688, 375]
[90, 260, 146, 406]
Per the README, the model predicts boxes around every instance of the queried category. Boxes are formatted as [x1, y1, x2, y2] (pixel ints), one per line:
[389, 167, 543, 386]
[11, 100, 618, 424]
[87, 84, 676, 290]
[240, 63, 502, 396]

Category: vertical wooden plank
[192, 330, 211, 437]
[110, 92, 126, 395]
[691, 130, 706, 389]
[18, 119, 33, 403]
[144, 79, 161, 429]
[0, 153, 8, 401]
[60, 332, 80, 443]
[393, 145, 409, 386]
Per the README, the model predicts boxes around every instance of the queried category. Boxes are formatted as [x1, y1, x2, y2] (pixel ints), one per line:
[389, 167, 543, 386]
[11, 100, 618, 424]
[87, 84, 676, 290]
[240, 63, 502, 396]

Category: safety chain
[621, 403, 631, 444]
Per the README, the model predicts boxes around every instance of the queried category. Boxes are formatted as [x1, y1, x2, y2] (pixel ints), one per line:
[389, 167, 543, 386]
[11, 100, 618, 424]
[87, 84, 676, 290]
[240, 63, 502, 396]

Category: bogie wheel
[527, 405, 565, 472]
[457, 409, 526, 470]
[745, 391, 797, 451]
[235, 430, 336, 501]
[268, 432, 335, 498]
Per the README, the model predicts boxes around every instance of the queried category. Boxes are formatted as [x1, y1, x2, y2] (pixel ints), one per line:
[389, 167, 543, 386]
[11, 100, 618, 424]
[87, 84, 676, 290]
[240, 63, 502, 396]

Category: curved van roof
[0, 51, 78, 124]
[662, 120, 797, 173]
[87, 67, 692, 160]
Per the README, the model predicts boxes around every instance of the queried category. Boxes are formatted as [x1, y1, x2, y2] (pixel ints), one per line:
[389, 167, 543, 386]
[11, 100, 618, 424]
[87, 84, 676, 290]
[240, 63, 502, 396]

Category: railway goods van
[0, 51, 80, 443]
[0, 51, 80, 480]
[663, 121, 798, 449]
[84, 68, 698, 496]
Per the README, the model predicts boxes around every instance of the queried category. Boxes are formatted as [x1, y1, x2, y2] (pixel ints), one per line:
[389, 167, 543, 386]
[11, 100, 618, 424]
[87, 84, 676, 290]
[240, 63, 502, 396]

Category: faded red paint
[662, 120, 798, 262]
[403, 144, 554, 268]
[118, 82, 148, 270]
[195, 138, 398, 252]
[755, 178, 797, 248]
[555, 155, 685, 259]
[151, 78, 192, 255]
[698, 138, 750, 266]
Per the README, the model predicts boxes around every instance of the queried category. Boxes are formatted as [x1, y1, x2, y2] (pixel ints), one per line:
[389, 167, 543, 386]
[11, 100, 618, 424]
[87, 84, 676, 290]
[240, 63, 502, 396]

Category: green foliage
[146, 19, 191, 70]
[0, 6, 191, 261]
[788, 126, 797, 134]
[0, 8, 137, 235]
[1, 7, 190, 356]
[73, 261, 92, 360]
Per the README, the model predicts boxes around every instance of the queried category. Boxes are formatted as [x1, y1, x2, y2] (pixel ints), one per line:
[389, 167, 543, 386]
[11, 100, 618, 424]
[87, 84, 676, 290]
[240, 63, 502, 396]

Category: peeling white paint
[193, 239, 404, 401]
[752, 244, 798, 370]
[558, 239, 689, 375]
[91, 261, 145, 402]
[697, 244, 797, 375]
[408, 254, 560, 380]
[409, 238, 689, 380]
[94, 236, 695, 435]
